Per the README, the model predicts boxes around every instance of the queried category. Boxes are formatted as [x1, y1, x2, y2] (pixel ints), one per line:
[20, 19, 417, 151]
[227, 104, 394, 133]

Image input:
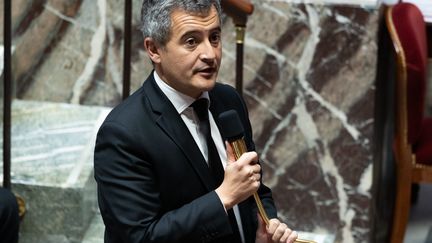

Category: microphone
[218, 110, 270, 225]
[218, 110, 248, 160]
[218, 110, 316, 243]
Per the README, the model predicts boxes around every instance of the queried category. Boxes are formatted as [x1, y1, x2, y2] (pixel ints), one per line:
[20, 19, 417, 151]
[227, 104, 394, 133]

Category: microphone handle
[230, 138, 270, 225]
[229, 139, 316, 243]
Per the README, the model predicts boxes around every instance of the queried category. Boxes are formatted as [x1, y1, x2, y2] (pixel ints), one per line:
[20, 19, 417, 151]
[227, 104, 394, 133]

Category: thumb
[257, 212, 266, 233]
[225, 141, 236, 164]
[255, 212, 269, 243]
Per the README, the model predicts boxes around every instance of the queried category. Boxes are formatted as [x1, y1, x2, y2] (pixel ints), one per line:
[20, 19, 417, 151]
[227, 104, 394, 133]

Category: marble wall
[1, 0, 380, 242]
[236, 3, 379, 242]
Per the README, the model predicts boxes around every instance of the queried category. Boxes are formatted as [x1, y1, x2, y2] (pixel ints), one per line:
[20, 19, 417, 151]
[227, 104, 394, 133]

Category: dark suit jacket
[94, 72, 277, 243]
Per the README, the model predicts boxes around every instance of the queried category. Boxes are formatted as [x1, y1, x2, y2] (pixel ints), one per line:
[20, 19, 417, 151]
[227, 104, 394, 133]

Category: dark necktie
[190, 98, 242, 242]
[190, 98, 224, 186]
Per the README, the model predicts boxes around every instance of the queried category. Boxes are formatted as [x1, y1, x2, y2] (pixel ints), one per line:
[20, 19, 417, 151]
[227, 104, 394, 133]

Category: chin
[203, 80, 217, 91]
[195, 77, 216, 88]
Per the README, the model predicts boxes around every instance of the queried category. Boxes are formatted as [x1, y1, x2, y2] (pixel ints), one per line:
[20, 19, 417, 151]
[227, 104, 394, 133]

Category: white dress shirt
[153, 71, 246, 243]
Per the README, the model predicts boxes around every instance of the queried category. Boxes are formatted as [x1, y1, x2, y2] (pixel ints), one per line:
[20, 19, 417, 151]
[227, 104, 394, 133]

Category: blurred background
[1, 0, 431, 242]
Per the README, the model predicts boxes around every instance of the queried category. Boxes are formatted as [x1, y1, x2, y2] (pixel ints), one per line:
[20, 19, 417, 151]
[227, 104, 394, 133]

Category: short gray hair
[140, 0, 222, 46]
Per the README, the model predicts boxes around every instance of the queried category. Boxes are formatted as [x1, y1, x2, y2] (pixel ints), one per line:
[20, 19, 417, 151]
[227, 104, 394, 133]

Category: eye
[185, 37, 197, 47]
[210, 32, 221, 45]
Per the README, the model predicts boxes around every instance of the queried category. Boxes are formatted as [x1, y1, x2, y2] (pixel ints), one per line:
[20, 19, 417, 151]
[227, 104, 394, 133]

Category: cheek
[178, 56, 199, 69]
[166, 56, 187, 70]
[215, 48, 222, 61]
[173, 59, 191, 72]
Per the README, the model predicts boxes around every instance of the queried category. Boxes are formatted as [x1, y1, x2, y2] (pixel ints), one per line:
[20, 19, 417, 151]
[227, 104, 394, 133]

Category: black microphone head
[218, 110, 244, 142]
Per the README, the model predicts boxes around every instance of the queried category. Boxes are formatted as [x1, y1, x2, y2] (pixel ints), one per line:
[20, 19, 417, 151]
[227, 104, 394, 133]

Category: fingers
[225, 140, 259, 167]
[238, 151, 259, 165]
[220, 146, 261, 206]
[241, 154, 260, 185]
[225, 142, 236, 164]
[267, 219, 297, 243]
[267, 219, 280, 239]
[287, 230, 298, 243]
[248, 165, 261, 176]
[279, 228, 292, 242]
[226, 147, 261, 180]
[225, 142, 259, 165]
[248, 170, 261, 183]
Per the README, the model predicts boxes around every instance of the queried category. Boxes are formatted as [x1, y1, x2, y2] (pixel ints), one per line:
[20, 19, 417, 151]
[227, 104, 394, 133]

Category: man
[0, 188, 20, 243]
[94, 0, 298, 242]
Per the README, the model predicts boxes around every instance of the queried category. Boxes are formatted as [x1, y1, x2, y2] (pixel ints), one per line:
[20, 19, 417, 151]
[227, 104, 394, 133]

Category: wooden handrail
[386, 6, 409, 148]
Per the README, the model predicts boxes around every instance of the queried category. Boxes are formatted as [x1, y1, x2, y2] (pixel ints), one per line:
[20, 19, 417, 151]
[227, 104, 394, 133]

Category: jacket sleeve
[94, 121, 233, 243]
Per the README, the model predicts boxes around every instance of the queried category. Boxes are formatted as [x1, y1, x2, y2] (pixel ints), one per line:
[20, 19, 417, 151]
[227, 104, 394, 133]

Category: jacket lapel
[143, 75, 215, 191]
[209, 87, 229, 142]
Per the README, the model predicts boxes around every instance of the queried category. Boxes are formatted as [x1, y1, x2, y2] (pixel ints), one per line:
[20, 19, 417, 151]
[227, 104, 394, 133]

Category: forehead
[169, 6, 220, 35]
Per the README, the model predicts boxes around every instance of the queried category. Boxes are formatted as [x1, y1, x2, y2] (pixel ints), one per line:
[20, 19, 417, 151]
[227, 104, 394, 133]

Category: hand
[215, 142, 261, 209]
[256, 213, 298, 243]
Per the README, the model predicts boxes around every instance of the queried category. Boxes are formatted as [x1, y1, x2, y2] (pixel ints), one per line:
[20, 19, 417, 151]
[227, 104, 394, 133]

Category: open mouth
[197, 67, 216, 74]
[195, 66, 217, 79]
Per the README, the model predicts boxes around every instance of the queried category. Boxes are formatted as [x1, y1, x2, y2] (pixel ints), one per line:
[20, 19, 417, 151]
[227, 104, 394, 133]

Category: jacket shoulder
[212, 82, 238, 97]
[102, 74, 156, 127]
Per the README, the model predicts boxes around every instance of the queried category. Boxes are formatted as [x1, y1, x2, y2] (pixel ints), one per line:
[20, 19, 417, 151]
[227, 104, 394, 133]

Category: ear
[144, 37, 161, 64]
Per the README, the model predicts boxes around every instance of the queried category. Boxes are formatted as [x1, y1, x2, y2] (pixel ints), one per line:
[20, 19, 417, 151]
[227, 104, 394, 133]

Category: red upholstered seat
[415, 118, 432, 164]
[386, 2, 432, 243]
[393, 2, 432, 166]
[392, 2, 429, 151]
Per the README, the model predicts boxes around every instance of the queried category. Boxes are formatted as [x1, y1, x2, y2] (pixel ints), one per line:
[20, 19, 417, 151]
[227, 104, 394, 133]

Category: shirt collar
[153, 71, 210, 114]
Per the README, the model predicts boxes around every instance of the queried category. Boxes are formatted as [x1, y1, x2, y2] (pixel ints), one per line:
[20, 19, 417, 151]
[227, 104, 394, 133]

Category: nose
[199, 40, 217, 64]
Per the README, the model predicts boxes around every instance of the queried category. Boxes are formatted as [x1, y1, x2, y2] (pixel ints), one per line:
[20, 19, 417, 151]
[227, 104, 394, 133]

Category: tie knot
[190, 98, 209, 122]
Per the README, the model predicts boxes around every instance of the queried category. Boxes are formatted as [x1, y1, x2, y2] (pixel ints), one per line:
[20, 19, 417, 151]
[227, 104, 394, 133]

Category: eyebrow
[180, 26, 222, 39]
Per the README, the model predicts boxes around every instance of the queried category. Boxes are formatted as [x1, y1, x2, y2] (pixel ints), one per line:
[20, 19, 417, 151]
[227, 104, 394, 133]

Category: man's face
[151, 6, 222, 98]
